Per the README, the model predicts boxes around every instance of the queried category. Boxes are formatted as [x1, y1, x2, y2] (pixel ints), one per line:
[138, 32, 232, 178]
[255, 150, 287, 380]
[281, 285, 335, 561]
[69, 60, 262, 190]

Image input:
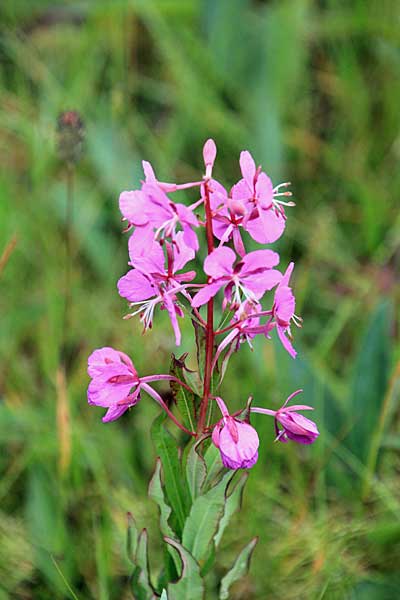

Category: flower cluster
[87, 140, 319, 469]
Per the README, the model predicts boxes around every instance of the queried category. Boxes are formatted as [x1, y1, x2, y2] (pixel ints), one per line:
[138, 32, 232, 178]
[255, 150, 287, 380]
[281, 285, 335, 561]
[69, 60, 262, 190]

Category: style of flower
[118, 229, 196, 345]
[211, 397, 259, 469]
[271, 262, 301, 359]
[191, 247, 282, 309]
[87, 346, 195, 434]
[251, 390, 319, 445]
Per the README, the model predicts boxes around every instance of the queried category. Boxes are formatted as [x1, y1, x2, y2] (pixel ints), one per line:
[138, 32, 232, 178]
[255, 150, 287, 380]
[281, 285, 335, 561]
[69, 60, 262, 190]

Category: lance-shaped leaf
[202, 442, 225, 491]
[182, 472, 233, 568]
[148, 459, 181, 574]
[185, 440, 207, 502]
[127, 512, 138, 564]
[169, 354, 199, 432]
[214, 472, 248, 548]
[152, 414, 190, 536]
[191, 318, 207, 381]
[164, 537, 204, 600]
[160, 591, 168, 600]
[131, 529, 155, 600]
[219, 537, 258, 600]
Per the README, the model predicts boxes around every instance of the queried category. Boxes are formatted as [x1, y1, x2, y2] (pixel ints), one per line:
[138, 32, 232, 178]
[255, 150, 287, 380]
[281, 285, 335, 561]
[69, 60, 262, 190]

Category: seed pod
[56, 110, 85, 166]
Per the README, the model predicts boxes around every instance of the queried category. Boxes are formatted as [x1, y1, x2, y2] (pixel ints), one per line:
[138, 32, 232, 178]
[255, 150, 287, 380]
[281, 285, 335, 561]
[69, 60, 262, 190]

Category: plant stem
[61, 165, 74, 367]
[197, 179, 215, 436]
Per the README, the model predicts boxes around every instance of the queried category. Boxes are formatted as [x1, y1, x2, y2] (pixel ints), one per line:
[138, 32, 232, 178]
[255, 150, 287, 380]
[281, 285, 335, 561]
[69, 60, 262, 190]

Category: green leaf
[169, 353, 199, 433]
[191, 317, 207, 381]
[348, 301, 393, 463]
[160, 591, 168, 600]
[127, 512, 138, 564]
[182, 472, 233, 567]
[214, 472, 248, 548]
[219, 537, 258, 600]
[185, 441, 207, 502]
[164, 538, 204, 600]
[148, 458, 181, 574]
[131, 529, 155, 600]
[202, 443, 224, 491]
[152, 414, 190, 536]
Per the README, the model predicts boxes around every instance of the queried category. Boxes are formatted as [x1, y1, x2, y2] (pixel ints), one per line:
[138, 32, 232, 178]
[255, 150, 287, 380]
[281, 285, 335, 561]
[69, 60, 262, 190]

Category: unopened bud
[203, 138, 217, 179]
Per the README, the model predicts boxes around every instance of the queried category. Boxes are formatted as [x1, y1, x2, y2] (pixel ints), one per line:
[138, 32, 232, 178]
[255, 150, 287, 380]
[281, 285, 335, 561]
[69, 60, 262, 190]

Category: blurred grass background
[0, 0, 399, 598]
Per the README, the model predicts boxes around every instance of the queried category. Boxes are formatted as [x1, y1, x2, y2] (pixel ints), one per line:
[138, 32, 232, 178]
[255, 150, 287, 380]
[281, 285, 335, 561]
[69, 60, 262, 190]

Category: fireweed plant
[87, 140, 319, 599]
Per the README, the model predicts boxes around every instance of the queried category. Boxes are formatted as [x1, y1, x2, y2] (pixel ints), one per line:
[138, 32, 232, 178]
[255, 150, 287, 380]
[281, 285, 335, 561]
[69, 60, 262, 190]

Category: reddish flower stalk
[197, 177, 215, 436]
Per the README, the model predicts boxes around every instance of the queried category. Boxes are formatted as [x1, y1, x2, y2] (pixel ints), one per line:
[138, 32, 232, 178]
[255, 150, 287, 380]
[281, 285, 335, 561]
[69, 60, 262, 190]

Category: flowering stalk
[86, 140, 319, 598]
[197, 176, 215, 437]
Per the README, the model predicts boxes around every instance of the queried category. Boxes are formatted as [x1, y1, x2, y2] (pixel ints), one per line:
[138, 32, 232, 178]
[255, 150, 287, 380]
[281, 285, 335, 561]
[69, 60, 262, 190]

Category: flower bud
[203, 138, 217, 179]
[56, 110, 85, 166]
[212, 416, 259, 469]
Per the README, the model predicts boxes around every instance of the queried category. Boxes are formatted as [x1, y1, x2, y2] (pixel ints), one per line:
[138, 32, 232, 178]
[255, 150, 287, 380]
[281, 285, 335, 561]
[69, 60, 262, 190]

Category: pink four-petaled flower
[191, 246, 282, 309]
[118, 229, 195, 345]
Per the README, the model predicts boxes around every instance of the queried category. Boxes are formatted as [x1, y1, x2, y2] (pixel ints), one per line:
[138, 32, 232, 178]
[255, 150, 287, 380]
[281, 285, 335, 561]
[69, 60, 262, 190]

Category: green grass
[1, 0, 399, 598]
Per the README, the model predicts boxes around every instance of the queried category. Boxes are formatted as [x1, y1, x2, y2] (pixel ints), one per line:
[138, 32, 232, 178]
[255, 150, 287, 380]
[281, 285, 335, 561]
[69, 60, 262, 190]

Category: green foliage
[130, 422, 255, 597]
[219, 537, 258, 600]
[169, 353, 199, 433]
[151, 415, 191, 536]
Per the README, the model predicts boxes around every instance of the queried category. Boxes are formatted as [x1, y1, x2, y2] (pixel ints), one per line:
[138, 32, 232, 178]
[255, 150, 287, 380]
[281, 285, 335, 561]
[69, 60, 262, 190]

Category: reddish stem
[197, 179, 215, 436]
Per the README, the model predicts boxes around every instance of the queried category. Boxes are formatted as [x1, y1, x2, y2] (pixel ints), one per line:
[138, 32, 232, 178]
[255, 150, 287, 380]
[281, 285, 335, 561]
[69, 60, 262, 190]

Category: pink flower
[141, 183, 200, 250]
[251, 390, 319, 445]
[87, 347, 195, 434]
[191, 247, 282, 309]
[230, 150, 293, 245]
[87, 347, 141, 422]
[271, 262, 301, 358]
[119, 176, 200, 250]
[212, 397, 259, 469]
[118, 229, 195, 345]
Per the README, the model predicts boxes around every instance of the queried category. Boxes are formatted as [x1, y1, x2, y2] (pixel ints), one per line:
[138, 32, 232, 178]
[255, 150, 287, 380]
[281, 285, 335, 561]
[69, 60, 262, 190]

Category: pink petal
[142, 160, 157, 183]
[128, 228, 165, 273]
[102, 404, 130, 422]
[176, 203, 199, 228]
[240, 249, 280, 275]
[244, 270, 283, 297]
[209, 179, 228, 211]
[212, 423, 221, 448]
[276, 325, 297, 358]
[191, 281, 224, 308]
[231, 178, 251, 202]
[281, 262, 294, 287]
[255, 172, 273, 209]
[119, 190, 149, 226]
[118, 270, 156, 302]
[182, 225, 199, 252]
[204, 247, 236, 278]
[275, 286, 295, 324]
[88, 367, 135, 407]
[239, 151, 256, 189]
[173, 232, 195, 272]
[288, 412, 319, 435]
[246, 212, 286, 244]
[88, 347, 125, 377]
[163, 293, 182, 346]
